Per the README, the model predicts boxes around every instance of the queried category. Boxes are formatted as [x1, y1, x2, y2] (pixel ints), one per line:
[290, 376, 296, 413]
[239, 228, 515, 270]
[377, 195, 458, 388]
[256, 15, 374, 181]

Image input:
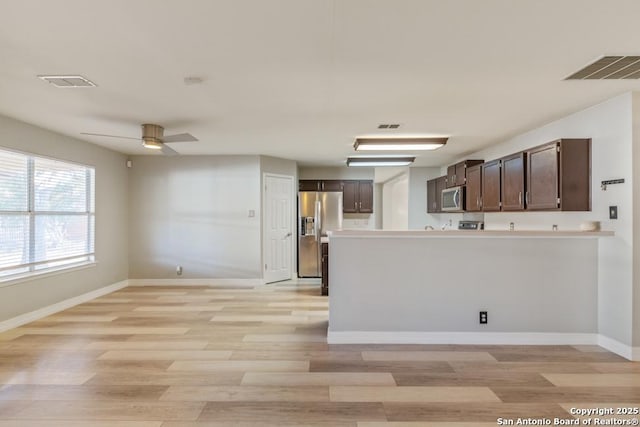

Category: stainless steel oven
[441, 186, 464, 212]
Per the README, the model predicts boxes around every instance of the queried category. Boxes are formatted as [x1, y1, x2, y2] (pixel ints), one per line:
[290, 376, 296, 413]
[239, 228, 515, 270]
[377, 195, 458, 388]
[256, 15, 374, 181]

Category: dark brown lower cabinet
[321, 242, 328, 296]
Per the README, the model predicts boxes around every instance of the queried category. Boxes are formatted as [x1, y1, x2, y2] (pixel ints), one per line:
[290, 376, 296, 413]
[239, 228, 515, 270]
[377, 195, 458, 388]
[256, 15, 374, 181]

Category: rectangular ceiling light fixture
[354, 137, 448, 151]
[565, 56, 640, 79]
[38, 75, 97, 87]
[347, 156, 416, 167]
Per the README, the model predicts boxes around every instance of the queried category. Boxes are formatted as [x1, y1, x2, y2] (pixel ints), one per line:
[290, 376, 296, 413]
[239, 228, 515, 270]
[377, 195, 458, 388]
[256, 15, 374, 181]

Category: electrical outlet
[176, 266, 183, 276]
[479, 311, 488, 324]
[609, 206, 618, 219]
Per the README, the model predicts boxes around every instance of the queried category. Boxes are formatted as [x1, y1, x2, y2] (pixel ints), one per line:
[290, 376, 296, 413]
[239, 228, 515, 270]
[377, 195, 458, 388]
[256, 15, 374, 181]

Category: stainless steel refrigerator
[298, 191, 343, 277]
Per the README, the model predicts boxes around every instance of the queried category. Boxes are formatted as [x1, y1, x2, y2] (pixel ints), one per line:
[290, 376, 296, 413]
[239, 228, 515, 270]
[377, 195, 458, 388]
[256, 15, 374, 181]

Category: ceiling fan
[81, 124, 198, 156]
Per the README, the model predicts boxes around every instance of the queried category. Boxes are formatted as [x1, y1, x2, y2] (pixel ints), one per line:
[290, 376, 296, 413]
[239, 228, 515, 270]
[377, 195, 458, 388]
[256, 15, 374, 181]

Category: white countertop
[327, 229, 614, 239]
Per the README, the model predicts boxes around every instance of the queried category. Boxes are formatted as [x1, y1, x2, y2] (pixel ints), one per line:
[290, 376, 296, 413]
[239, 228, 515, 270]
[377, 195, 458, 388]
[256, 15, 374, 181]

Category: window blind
[0, 148, 95, 279]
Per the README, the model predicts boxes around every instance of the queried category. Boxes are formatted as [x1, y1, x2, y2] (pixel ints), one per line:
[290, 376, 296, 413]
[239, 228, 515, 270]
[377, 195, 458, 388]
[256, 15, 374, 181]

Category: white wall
[633, 93, 640, 347]
[483, 94, 632, 348]
[0, 115, 128, 322]
[128, 155, 262, 279]
[298, 166, 374, 180]
[330, 234, 598, 337]
[382, 173, 409, 230]
[410, 93, 640, 347]
[408, 167, 442, 230]
[435, 93, 634, 347]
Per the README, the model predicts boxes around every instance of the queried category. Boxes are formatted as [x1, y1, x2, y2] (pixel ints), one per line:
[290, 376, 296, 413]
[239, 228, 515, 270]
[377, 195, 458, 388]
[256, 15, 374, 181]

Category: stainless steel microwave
[442, 186, 464, 211]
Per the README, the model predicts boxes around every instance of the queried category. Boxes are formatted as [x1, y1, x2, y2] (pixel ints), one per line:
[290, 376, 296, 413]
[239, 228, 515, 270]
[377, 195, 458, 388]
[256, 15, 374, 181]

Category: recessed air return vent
[378, 124, 401, 129]
[566, 56, 640, 79]
[38, 75, 97, 87]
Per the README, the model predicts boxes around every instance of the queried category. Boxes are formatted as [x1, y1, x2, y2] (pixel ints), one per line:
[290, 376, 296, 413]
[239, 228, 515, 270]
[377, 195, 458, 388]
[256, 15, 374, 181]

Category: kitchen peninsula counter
[327, 229, 613, 346]
[328, 229, 613, 238]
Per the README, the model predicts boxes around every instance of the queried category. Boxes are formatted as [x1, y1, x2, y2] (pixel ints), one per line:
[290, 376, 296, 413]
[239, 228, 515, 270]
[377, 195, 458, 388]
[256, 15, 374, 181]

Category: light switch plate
[609, 206, 618, 219]
[248, 210, 255, 218]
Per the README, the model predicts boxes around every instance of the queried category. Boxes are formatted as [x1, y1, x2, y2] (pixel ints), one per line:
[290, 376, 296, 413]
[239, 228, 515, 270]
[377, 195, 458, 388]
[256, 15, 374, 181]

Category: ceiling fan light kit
[141, 124, 164, 150]
[80, 123, 198, 156]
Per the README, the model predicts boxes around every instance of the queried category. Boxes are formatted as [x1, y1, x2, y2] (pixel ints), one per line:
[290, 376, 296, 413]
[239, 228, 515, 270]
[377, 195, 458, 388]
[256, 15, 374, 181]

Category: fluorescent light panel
[354, 137, 448, 151]
[347, 156, 415, 167]
[38, 75, 97, 87]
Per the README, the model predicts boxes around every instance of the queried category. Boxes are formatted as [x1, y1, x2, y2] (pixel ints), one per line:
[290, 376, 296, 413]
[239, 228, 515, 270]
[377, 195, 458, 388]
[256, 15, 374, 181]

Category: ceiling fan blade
[162, 133, 198, 143]
[161, 144, 180, 156]
[80, 132, 140, 141]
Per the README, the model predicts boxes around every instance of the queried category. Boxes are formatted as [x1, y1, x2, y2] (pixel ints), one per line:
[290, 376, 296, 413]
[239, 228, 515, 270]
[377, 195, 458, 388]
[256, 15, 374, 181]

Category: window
[0, 148, 95, 281]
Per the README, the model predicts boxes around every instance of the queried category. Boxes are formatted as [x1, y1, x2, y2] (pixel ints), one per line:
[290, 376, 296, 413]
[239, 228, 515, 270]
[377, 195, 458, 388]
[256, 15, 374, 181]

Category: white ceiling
[1, 0, 640, 167]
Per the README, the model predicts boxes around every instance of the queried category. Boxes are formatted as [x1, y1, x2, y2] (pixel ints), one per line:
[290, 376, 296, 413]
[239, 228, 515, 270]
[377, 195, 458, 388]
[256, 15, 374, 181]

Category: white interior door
[263, 174, 294, 283]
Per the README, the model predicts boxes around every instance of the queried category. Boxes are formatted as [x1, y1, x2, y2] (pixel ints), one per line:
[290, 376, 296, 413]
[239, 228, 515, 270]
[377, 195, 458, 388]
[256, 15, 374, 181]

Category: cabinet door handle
[321, 182, 324, 190]
[525, 191, 529, 206]
[354, 201, 357, 210]
[359, 202, 362, 209]
[518, 191, 522, 205]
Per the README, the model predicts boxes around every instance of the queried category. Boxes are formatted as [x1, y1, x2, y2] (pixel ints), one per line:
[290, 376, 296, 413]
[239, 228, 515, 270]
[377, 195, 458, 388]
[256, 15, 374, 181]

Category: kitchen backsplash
[343, 213, 374, 230]
[426, 211, 609, 232]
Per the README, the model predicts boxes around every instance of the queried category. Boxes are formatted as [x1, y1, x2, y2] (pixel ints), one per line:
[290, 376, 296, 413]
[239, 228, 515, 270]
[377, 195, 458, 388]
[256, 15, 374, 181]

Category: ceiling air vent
[377, 123, 401, 129]
[566, 56, 640, 79]
[38, 75, 97, 87]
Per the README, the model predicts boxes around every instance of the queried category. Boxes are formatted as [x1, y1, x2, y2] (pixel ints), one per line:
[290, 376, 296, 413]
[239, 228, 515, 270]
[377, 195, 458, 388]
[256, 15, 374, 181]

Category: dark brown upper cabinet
[465, 164, 483, 212]
[343, 180, 373, 213]
[501, 152, 526, 211]
[358, 180, 374, 213]
[427, 178, 437, 213]
[299, 180, 343, 192]
[427, 176, 448, 213]
[446, 165, 456, 188]
[446, 160, 484, 187]
[435, 176, 447, 213]
[526, 138, 591, 211]
[342, 181, 358, 213]
[481, 159, 501, 211]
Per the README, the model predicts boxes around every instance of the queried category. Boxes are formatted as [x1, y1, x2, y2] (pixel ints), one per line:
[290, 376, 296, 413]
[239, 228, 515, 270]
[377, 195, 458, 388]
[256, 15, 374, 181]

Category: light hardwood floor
[0, 283, 637, 426]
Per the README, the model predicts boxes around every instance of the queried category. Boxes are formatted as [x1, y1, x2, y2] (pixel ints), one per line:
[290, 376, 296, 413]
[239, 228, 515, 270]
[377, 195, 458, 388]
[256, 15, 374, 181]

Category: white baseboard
[128, 278, 265, 287]
[327, 330, 640, 361]
[598, 334, 640, 361]
[327, 331, 598, 346]
[0, 280, 129, 333]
